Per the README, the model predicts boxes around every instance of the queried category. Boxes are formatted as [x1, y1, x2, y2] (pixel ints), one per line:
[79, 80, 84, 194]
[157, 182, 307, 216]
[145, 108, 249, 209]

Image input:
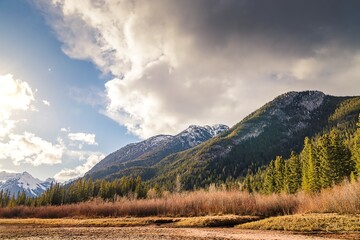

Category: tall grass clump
[296, 180, 360, 214]
[1, 180, 360, 218]
[0, 189, 297, 218]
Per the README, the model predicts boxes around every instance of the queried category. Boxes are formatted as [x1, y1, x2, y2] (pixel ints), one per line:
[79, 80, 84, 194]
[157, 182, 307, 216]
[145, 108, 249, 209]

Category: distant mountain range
[0, 171, 54, 197]
[86, 124, 229, 180]
[86, 90, 360, 190]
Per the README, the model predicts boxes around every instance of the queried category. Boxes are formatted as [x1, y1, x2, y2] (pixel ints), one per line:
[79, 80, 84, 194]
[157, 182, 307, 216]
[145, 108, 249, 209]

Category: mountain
[151, 91, 360, 189]
[86, 90, 360, 190]
[0, 171, 54, 197]
[86, 124, 229, 180]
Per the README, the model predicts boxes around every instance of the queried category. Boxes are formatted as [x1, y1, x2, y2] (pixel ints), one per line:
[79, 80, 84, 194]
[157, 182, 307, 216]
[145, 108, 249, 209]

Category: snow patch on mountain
[0, 171, 54, 197]
[299, 91, 325, 111]
[0, 171, 18, 183]
[86, 124, 229, 177]
[177, 124, 229, 147]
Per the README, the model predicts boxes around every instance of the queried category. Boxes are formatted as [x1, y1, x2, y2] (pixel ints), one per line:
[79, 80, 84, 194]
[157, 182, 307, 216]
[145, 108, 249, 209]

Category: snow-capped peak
[177, 124, 229, 147]
[17, 172, 44, 191]
[0, 171, 19, 183]
[0, 171, 54, 197]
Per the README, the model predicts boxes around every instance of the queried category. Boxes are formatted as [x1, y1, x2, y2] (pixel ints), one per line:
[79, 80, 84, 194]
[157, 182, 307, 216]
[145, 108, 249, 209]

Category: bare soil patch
[0, 225, 351, 240]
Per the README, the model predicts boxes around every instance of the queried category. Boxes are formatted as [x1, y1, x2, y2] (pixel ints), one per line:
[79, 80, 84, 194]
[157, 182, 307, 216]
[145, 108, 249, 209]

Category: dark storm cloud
[38, 0, 360, 138]
[167, 0, 360, 56]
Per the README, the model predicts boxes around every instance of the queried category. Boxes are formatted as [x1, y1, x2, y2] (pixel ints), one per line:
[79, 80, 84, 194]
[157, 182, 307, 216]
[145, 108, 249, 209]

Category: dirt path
[0, 225, 353, 240]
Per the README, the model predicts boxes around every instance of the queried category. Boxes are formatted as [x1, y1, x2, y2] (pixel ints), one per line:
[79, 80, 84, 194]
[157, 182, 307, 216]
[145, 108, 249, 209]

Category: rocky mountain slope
[151, 91, 360, 189]
[85, 90, 360, 190]
[0, 171, 54, 197]
[86, 124, 229, 180]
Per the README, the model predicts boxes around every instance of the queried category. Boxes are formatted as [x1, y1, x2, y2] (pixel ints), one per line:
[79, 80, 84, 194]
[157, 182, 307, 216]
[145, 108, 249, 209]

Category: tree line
[242, 114, 360, 194]
[1, 114, 359, 208]
[0, 176, 149, 207]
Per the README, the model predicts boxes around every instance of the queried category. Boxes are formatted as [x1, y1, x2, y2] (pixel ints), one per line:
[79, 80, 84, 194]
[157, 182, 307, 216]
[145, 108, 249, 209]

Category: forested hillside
[150, 92, 360, 190]
[243, 116, 360, 194]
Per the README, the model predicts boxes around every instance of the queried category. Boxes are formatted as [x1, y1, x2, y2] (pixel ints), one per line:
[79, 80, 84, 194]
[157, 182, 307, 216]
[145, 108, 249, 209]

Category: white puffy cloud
[68, 132, 98, 146]
[54, 152, 105, 182]
[42, 100, 50, 106]
[0, 132, 63, 166]
[0, 74, 35, 138]
[37, 0, 360, 138]
[0, 74, 104, 178]
[60, 127, 69, 132]
[0, 74, 64, 167]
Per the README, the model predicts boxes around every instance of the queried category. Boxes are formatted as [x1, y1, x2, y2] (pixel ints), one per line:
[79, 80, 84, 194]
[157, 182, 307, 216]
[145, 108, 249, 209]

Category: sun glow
[0, 74, 34, 113]
[0, 74, 35, 138]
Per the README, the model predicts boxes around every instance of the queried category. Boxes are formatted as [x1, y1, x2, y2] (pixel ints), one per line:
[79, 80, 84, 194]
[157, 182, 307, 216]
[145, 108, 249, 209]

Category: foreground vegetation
[1, 213, 358, 233]
[1, 178, 360, 219]
[238, 213, 360, 232]
[243, 114, 360, 194]
[0, 215, 258, 228]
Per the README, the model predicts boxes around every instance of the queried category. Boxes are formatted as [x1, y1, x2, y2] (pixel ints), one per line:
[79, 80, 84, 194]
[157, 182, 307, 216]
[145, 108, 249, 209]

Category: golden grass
[237, 213, 360, 232]
[2, 180, 360, 220]
[296, 181, 360, 214]
[0, 215, 259, 228]
[0, 217, 176, 227]
[0, 190, 297, 218]
[174, 215, 260, 227]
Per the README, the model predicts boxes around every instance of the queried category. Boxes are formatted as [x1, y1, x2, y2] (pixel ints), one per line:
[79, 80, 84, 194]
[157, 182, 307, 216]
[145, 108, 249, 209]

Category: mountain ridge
[85, 90, 360, 190]
[150, 91, 360, 189]
[0, 171, 54, 197]
[86, 124, 229, 180]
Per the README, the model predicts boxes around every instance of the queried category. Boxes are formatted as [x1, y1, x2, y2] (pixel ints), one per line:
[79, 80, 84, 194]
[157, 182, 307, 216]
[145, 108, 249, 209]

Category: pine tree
[50, 183, 63, 205]
[16, 191, 26, 206]
[353, 114, 360, 175]
[285, 151, 302, 194]
[274, 156, 285, 193]
[318, 129, 354, 188]
[98, 179, 108, 199]
[317, 133, 333, 188]
[301, 137, 320, 192]
[263, 160, 276, 194]
[329, 129, 353, 183]
[8, 195, 16, 208]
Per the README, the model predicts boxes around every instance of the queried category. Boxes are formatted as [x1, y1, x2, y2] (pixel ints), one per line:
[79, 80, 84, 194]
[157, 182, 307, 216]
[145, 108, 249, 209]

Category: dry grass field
[0, 215, 359, 239]
[1, 182, 360, 239]
[237, 213, 360, 232]
[0, 225, 351, 240]
[2, 180, 360, 219]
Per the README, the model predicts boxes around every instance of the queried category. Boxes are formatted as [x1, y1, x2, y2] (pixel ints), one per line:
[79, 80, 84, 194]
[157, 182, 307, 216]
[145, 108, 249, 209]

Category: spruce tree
[317, 133, 333, 188]
[274, 156, 285, 193]
[353, 114, 360, 175]
[263, 160, 276, 194]
[301, 137, 320, 192]
[329, 129, 353, 183]
[318, 129, 353, 188]
[285, 151, 302, 194]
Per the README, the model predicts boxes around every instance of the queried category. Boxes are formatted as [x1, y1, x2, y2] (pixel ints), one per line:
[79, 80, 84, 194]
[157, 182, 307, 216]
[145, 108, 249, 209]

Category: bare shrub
[2, 181, 360, 218]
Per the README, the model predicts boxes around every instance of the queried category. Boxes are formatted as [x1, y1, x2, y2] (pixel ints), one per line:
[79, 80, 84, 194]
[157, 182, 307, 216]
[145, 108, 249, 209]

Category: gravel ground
[0, 225, 355, 240]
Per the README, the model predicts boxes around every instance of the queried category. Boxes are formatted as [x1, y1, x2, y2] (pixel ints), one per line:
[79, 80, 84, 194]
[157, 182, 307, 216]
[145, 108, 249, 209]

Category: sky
[0, 0, 360, 182]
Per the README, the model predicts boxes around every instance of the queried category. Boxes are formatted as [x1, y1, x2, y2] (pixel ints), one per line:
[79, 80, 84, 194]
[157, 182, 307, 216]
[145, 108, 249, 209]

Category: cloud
[37, 0, 360, 138]
[0, 74, 35, 139]
[0, 74, 64, 167]
[42, 100, 50, 106]
[54, 152, 105, 182]
[60, 127, 69, 132]
[0, 132, 63, 166]
[68, 132, 98, 146]
[0, 74, 104, 179]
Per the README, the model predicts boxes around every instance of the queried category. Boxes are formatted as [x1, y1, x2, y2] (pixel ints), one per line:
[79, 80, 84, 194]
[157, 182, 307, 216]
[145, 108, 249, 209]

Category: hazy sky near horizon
[1, 0, 360, 181]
